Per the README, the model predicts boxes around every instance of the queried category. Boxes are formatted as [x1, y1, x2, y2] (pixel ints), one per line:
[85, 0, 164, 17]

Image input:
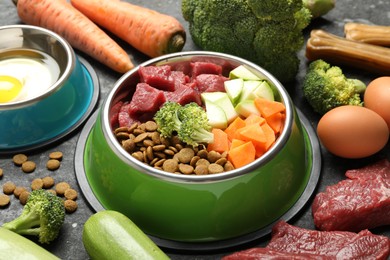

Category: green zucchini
[82, 210, 170, 260]
[0, 227, 59, 260]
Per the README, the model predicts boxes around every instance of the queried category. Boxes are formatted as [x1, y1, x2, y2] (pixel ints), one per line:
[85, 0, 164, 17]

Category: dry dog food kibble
[13, 186, 28, 198]
[0, 168, 3, 178]
[42, 176, 55, 188]
[0, 194, 10, 207]
[19, 191, 30, 205]
[31, 178, 44, 190]
[55, 182, 71, 196]
[12, 154, 28, 166]
[21, 161, 36, 173]
[64, 199, 78, 213]
[3, 181, 16, 195]
[46, 159, 61, 171]
[49, 151, 63, 161]
[114, 121, 235, 175]
[64, 188, 78, 200]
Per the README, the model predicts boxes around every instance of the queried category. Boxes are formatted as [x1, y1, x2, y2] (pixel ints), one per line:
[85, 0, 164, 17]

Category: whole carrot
[14, 0, 134, 73]
[70, 0, 186, 58]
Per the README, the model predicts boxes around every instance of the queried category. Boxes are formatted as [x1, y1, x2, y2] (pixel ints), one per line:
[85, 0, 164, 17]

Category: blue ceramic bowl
[0, 25, 97, 152]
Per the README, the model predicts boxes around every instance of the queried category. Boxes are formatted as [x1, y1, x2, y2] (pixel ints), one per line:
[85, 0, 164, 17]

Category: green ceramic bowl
[80, 51, 319, 246]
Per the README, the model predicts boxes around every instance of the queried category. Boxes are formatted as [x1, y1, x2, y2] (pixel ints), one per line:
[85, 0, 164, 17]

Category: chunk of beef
[127, 83, 166, 122]
[266, 221, 390, 260]
[190, 61, 222, 77]
[118, 102, 138, 127]
[312, 159, 390, 232]
[164, 82, 201, 105]
[110, 100, 123, 127]
[138, 65, 175, 91]
[194, 74, 228, 93]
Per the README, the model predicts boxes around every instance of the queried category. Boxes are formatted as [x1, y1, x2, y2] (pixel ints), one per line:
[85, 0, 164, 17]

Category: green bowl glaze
[83, 51, 316, 243]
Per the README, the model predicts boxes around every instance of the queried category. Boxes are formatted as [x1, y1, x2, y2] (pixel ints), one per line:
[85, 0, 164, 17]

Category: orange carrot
[245, 114, 266, 126]
[70, 0, 186, 58]
[230, 139, 246, 150]
[224, 117, 246, 141]
[14, 0, 134, 73]
[265, 112, 285, 134]
[207, 128, 230, 154]
[254, 98, 286, 118]
[228, 141, 256, 168]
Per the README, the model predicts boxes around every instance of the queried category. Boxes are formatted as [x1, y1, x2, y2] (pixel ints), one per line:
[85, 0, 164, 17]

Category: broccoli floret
[154, 101, 182, 138]
[177, 103, 214, 147]
[181, 0, 311, 83]
[2, 189, 65, 244]
[302, 59, 366, 114]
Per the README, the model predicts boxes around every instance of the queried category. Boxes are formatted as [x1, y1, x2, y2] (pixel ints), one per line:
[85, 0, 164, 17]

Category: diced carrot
[261, 123, 276, 150]
[207, 128, 230, 154]
[228, 141, 256, 168]
[236, 124, 267, 145]
[224, 117, 246, 141]
[254, 98, 286, 118]
[265, 112, 285, 134]
[245, 114, 266, 126]
[230, 139, 246, 150]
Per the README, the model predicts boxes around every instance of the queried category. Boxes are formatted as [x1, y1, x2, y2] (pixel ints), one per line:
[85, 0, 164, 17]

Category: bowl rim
[0, 24, 75, 109]
[101, 51, 295, 183]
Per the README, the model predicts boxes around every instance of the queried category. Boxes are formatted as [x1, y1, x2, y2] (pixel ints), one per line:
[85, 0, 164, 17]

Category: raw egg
[0, 75, 23, 103]
[364, 76, 390, 130]
[0, 52, 60, 104]
[317, 105, 389, 159]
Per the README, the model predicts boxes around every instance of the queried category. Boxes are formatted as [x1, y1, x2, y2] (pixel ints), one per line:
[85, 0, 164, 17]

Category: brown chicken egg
[317, 105, 389, 159]
[364, 76, 390, 130]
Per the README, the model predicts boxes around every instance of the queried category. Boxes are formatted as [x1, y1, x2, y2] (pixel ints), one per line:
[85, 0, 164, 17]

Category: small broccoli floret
[2, 189, 65, 244]
[153, 101, 182, 138]
[177, 103, 214, 147]
[302, 59, 366, 114]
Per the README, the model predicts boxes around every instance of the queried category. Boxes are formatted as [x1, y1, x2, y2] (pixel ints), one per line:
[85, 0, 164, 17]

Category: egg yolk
[0, 75, 23, 103]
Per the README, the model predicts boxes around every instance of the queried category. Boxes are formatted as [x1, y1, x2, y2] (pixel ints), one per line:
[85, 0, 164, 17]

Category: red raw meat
[164, 82, 201, 105]
[118, 102, 139, 127]
[110, 100, 123, 127]
[312, 159, 390, 232]
[190, 61, 222, 77]
[138, 65, 175, 91]
[127, 83, 166, 122]
[222, 221, 390, 259]
[194, 74, 228, 92]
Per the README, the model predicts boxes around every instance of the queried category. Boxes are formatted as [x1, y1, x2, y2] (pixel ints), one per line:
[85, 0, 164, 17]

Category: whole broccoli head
[154, 101, 182, 137]
[302, 59, 366, 114]
[182, 0, 311, 83]
[2, 189, 65, 244]
[177, 102, 214, 147]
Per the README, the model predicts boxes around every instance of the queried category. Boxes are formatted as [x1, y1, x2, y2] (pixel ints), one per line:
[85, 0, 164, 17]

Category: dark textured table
[0, 0, 389, 259]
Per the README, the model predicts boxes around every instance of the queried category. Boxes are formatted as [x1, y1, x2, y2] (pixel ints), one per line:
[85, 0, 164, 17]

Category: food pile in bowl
[109, 58, 286, 175]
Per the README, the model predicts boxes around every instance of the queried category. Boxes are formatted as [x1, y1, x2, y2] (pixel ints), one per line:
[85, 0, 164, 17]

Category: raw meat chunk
[194, 74, 228, 92]
[190, 61, 222, 77]
[312, 159, 390, 232]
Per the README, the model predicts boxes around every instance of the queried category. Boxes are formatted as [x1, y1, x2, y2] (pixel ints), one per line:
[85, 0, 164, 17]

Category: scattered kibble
[64, 188, 78, 201]
[55, 182, 71, 196]
[13, 186, 28, 198]
[64, 199, 78, 213]
[12, 154, 28, 166]
[0, 168, 3, 178]
[3, 181, 16, 195]
[0, 194, 10, 207]
[49, 151, 63, 161]
[31, 178, 44, 190]
[42, 176, 55, 189]
[46, 159, 61, 171]
[19, 190, 30, 205]
[47, 189, 57, 196]
[21, 161, 36, 173]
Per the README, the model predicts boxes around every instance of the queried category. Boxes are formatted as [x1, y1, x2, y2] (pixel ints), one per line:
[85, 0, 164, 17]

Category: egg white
[0, 57, 58, 102]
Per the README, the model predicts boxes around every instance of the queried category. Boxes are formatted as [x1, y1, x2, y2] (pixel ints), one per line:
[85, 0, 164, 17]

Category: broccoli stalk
[302, 59, 366, 115]
[302, 0, 335, 19]
[2, 189, 65, 244]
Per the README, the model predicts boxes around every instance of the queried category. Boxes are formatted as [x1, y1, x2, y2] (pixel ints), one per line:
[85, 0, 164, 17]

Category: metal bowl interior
[0, 25, 97, 151]
[82, 51, 319, 243]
